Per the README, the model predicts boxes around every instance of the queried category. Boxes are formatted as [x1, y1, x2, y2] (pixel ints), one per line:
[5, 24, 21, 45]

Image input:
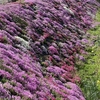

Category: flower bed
[0, 0, 99, 100]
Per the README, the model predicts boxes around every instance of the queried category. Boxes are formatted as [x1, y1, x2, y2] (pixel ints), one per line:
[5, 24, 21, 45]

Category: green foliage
[78, 42, 100, 100]
[56, 97, 62, 100]
[51, 90, 62, 99]
[80, 77, 100, 100]
[9, 88, 17, 95]
[3, 36, 8, 44]
[88, 9, 100, 35]
[1, 77, 7, 83]
[0, 60, 12, 73]
[78, 10, 100, 100]
[95, 9, 100, 22]
[10, 81, 16, 87]
[12, 15, 28, 29]
[88, 25, 100, 35]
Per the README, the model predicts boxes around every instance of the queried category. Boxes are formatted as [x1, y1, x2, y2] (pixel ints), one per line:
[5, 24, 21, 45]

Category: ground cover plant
[0, 0, 99, 100]
[78, 9, 100, 100]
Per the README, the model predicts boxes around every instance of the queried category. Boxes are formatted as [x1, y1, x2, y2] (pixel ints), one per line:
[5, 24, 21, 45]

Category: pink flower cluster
[0, 0, 99, 100]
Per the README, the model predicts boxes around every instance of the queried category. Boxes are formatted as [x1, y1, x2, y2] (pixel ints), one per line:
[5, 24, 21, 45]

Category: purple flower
[48, 46, 58, 54]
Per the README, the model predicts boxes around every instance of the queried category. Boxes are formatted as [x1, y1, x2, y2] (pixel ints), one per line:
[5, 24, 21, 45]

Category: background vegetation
[78, 9, 100, 100]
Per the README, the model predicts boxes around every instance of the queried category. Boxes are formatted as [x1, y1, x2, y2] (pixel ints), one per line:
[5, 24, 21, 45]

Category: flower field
[0, 0, 99, 100]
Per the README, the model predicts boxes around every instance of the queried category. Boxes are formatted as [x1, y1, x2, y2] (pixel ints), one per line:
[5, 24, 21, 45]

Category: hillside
[0, 0, 99, 100]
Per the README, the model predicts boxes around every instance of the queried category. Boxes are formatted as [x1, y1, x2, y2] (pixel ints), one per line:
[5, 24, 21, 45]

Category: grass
[77, 10, 100, 100]
[95, 9, 100, 22]
[88, 25, 100, 35]
[78, 44, 100, 100]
